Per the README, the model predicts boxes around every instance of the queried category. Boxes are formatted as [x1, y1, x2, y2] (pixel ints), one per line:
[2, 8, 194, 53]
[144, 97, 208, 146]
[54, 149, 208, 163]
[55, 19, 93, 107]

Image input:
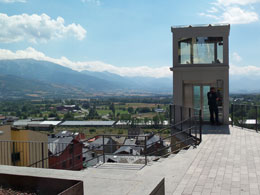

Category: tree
[127, 107, 134, 114]
[164, 106, 170, 119]
[63, 111, 74, 121]
[247, 107, 257, 119]
[87, 106, 99, 119]
[153, 115, 160, 128]
[116, 112, 120, 119]
[120, 114, 131, 121]
[55, 115, 61, 120]
[82, 102, 90, 109]
[89, 129, 96, 134]
[144, 117, 149, 125]
[159, 114, 165, 125]
[136, 107, 151, 113]
[109, 103, 115, 118]
[131, 117, 136, 127]
[48, 112, 58, 118]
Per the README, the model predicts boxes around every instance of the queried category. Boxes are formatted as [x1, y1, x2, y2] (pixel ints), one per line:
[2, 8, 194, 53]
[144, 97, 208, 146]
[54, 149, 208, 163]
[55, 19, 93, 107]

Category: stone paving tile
[171, 126, 260, 195]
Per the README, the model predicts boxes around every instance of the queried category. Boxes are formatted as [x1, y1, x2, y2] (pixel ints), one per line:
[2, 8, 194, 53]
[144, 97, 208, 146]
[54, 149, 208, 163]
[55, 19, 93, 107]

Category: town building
[54, 130, 86, 141]
[13, 120, 61, 131]
[48, 136, 83, 170]
[59, 120, 116, 127]
[56, 105, 78, 112]
[128, 127, 144, 138]
[89, 137, 117, 154]
[114, 138, 141, 155]
[0, 125, 48, 167]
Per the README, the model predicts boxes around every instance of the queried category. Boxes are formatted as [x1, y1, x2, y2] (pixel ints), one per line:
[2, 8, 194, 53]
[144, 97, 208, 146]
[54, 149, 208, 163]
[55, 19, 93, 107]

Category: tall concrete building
[171, 24, 230, 124]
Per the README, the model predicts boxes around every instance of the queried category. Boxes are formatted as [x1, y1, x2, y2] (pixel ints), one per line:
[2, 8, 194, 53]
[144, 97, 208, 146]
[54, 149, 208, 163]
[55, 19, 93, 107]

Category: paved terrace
[1, 125, 260, 194]
[141, 125, 260, 195]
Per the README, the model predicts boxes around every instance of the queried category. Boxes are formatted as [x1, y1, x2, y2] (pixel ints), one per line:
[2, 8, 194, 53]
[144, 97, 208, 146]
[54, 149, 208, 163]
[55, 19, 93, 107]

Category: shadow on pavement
[202, 124, 230, 134]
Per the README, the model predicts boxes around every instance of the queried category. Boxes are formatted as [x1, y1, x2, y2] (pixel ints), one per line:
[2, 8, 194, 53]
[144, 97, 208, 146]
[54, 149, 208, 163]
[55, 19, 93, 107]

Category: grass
[96, 109, 111, 115]
[97, 109, 129, 116]
[125, 103, 158, 109]
[132, 112, 156, 118]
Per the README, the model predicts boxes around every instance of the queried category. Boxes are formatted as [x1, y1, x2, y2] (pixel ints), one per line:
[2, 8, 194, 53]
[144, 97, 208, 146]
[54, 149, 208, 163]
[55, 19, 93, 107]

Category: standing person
[207, 87, 219, 125]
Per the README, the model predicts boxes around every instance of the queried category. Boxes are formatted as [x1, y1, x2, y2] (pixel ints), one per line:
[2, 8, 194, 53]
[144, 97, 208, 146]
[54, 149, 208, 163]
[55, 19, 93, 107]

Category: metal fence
[83, 134, 148, 167]
[0, 105, 202, 170]
[146, 105, 202, 157]
[0, 141, 48, 167]
[0, 140, 83, 170]
[83, 105, 202, 167]
[231, 104, 259, 132]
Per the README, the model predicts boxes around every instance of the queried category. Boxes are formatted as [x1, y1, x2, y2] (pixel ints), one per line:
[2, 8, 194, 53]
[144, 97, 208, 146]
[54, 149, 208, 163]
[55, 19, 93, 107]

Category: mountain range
[0, 58, 258, 99]
[0, 59, 172, 99]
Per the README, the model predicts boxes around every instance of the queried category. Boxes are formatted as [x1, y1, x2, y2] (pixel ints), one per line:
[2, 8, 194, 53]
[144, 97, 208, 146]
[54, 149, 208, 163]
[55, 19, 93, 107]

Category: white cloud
[230, 64, 260, 75]
[81, 0, 100, 6]
[222, 6, 258, 24]
[1, 47, 259, 78]
[208, 7, 219, 13]
[0, 0, 26, 3]
[200, 0, 259, 24]
[199, 12, 219, 20]
[0, 47, 171, 78]
[217, 0, 260, 6]
[231, 52, 242, 62]
[0, 13, 86, 43]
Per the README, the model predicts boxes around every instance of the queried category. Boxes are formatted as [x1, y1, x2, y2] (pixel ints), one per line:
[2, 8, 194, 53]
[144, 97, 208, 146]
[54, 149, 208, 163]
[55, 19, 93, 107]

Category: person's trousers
[209, 106, 219, 124]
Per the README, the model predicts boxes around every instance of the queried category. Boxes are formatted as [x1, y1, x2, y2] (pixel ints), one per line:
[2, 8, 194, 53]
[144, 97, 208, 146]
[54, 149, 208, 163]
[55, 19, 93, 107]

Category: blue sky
[0, 0, 260, 78]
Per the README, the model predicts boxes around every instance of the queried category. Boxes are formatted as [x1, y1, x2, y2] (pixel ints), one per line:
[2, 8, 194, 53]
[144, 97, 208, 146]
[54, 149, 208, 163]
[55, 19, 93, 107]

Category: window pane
[194, 37, 223, 64]
[203, 86, 210, 121]
[193, 86, 201, 110]
[193, 37, 214, 64]
[177, 37, 223, 65]
[178, 38, 191, 64]
[217, 39, 223, 63]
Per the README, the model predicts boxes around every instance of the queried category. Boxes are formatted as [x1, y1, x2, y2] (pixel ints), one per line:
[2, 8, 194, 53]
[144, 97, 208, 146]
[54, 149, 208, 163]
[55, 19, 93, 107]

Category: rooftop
[13, 120, 61, 127]
[171, 23, 230, 29]
[2, 125, 260, 194]
[48, 137, 73, 155]
[60, 120, 115, 126]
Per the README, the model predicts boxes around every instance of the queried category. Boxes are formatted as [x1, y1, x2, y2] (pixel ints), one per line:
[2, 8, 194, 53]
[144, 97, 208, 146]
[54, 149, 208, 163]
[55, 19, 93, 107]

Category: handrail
[1, 104, 202, 170]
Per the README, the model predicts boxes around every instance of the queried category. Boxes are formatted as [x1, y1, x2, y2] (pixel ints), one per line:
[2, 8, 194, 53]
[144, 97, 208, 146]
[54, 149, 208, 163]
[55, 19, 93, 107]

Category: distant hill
[0, 59, 172, 99]
[0, 59, 118, 92]
[81, 70, 172, 93]
[230, 76, 260, 94]
[1, 59, 259, 99]
[0, 74, 89, 99]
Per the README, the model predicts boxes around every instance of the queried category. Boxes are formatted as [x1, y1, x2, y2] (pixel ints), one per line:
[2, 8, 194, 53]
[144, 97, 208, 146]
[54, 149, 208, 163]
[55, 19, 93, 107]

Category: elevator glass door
[202, 86, 210, 121]
[193, 85, 211, 121]
[193, 86, 201, 112]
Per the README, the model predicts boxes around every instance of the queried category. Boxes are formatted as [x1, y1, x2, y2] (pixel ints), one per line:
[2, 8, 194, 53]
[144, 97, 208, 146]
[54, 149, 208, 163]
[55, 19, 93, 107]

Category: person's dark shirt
[207, 91, 218, 107]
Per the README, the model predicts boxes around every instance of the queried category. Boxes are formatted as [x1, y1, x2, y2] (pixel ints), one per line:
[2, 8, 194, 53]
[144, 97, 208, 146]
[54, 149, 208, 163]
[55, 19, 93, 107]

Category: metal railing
[82, 134, 149, 167]
[169, 104, 202, 140]
[0, 140, 83, 170]
[231, 103, 259, 132]
[0, 105, 202, 170]
[82, 105, 202, 167]
[145, 105, 202, 157]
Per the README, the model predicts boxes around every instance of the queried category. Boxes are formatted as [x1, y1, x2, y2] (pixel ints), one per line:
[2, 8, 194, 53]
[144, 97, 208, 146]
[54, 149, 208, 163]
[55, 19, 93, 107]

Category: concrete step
[96, 162, 145, 170]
